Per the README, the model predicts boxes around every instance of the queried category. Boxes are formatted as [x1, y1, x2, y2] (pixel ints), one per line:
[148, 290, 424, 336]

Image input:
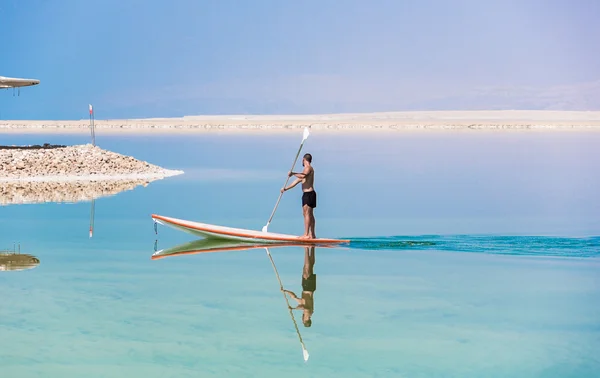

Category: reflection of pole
[265, 248, 309, 362]
[89, 199, 95, 238]
[88, 104, 96, 146]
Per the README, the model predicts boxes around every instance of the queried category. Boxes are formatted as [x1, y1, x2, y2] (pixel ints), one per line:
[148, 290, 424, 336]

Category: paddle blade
[302, 127, 310, 141]
[262, 223, 269, 233]
[303, 349, 309, 361]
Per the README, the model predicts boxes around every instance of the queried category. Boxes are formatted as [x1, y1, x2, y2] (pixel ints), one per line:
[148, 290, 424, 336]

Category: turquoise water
[1, 132, 599, 377]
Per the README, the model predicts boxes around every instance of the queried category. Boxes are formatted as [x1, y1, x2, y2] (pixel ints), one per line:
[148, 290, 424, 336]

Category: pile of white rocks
[0, 144, 183, 181]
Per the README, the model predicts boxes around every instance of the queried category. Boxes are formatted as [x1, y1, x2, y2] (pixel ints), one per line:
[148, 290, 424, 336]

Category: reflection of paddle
[89, 199, 95, 238]
[265, 248, 310, 362]
[262, 127, 310, 233]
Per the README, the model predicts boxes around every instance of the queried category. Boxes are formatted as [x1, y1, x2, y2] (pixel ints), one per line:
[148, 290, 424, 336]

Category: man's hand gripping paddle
[262, 127, 310, 233]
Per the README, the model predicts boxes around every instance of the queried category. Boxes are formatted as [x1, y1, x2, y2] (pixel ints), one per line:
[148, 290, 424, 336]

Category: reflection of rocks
[0, 253, 40, 271]
[0, 143, 182, 181]
[0, 143, 66, 150]
[0, 179, 155, 205]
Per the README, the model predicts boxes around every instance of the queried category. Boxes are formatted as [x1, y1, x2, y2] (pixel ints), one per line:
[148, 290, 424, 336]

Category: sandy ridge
[2, 110, 600, 133]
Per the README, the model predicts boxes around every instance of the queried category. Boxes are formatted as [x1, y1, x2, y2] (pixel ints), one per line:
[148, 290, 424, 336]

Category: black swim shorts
[302, 191, 317, 208]
[302, 273, 317, 292]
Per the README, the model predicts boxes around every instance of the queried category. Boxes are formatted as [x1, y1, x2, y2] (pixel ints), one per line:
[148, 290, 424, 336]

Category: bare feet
[298, 235, 312, 240]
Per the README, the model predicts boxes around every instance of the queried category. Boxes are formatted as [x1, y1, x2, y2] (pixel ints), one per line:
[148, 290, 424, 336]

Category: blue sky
[1, 0, 599, 119]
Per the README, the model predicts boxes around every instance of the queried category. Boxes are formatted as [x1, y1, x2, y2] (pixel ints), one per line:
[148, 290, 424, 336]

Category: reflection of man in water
[282, 246, 316, 327]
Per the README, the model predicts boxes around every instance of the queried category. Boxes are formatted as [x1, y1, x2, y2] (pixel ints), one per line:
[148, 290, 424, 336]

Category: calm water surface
[1, 131, 599, 377]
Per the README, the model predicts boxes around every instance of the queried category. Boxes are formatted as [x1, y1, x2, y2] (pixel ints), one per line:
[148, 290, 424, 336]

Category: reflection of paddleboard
[151, 214, 350, 244]
[152, 238, 335, 260]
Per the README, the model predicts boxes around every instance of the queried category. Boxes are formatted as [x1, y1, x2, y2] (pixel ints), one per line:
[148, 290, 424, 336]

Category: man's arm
[282, 289, 302, 305]
[282, 178, 301, 192]
[289, 166, 310, 179]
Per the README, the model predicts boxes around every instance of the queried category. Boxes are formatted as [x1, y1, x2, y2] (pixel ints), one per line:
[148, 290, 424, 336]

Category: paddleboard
[152, 238, 336, 260]
[151, 214, 350, 244]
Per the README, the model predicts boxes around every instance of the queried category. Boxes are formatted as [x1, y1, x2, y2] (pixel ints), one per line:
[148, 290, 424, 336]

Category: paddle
[265, 248, 310, 362]
[262, 127, 310, 233]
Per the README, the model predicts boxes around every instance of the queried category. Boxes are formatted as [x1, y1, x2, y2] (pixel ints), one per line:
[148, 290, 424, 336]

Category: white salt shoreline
[1, 110, 599, 134]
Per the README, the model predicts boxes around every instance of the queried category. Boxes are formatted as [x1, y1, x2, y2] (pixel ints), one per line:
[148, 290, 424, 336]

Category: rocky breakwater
[0, 144, 183, 182]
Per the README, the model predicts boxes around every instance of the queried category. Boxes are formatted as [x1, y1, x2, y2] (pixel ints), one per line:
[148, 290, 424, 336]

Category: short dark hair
[303, 153, 312, 163]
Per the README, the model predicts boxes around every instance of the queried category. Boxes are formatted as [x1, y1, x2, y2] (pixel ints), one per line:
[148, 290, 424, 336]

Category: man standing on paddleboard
[281, 153, 316, 239]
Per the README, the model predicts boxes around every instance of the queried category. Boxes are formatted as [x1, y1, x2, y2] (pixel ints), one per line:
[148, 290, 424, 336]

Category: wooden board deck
[151, 214, 350, 244]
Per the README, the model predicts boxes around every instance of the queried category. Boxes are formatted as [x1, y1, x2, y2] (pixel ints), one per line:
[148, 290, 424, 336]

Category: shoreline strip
[2, 110, 600, 134]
